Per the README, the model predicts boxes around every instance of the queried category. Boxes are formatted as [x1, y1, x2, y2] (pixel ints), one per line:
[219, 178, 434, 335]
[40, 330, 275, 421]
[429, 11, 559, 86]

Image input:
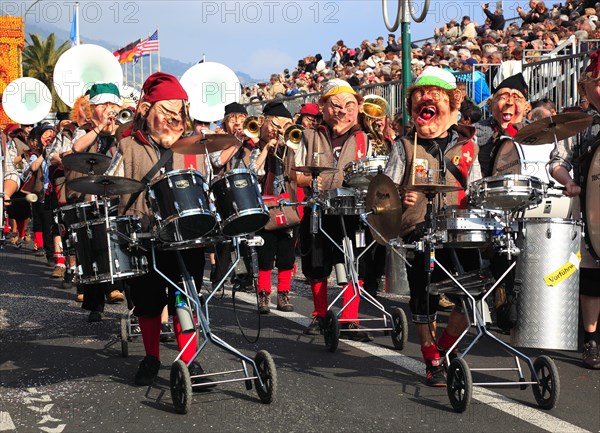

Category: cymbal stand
[100, 186, 115, 285]
[149, 239, 275, 406]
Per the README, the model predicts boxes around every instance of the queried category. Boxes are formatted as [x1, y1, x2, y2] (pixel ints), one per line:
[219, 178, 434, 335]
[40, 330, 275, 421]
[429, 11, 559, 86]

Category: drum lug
[167, 178, 173, 189]
[92, 262, 98, 276]
[174, 201, 181, 215]
[76, 265, 83, 276]
[114, 257, 121, 273]
[233, 201, 240, 215]
[546, 227, 552, 239]
[148, 189, 156, 200]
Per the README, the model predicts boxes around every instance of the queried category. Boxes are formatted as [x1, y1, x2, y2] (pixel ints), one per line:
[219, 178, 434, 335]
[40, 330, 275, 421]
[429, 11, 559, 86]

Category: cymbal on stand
[66, 175, 144, 196]
[365, 173, 403, 245]
[62, 153, 112, 175]
[171, 133, 237, 154]
[402, 183, 463, 194]
[292, 165, 338, 175]
[513, 112, 593, 146]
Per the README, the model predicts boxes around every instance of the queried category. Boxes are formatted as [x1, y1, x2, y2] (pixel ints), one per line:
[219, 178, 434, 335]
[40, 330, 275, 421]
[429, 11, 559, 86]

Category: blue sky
[9, 0, 530, 78]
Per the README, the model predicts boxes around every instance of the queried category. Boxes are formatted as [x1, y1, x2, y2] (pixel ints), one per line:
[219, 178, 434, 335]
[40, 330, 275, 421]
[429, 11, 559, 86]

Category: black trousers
[256, 228, 296, 271]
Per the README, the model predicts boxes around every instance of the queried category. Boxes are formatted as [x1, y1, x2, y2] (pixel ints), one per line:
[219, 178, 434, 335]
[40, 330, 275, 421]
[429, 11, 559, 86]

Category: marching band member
[295, 79, 373, 342]
[550, 51, 600, 369]
[385, 67, 480, 386]
[475, 73, 530, 177]
[208, 102, 258, 291]
[252, 102, 297, 314]
[114, 72, 211, 387]
[71, 84, 125, 320]
[295, 103, 322, 129]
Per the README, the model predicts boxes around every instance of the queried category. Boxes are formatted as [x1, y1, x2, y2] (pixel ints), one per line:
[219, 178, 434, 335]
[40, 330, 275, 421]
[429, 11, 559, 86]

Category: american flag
[135, 30, 159, 57]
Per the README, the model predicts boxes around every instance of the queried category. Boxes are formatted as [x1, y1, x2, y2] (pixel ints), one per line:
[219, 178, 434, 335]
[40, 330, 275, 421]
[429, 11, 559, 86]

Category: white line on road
[0, 412, 16, 431]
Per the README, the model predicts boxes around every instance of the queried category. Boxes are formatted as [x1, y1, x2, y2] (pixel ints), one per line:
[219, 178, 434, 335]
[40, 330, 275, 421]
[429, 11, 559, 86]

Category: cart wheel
[447, 358, 472, 413]
[254, 350, 277, 404]
[323, 310, 339, 353]
[170, 360, 192, 414]
[120, 317, 129, 358]
[532, 355, 560, 410]
[390, 307, 408, 350]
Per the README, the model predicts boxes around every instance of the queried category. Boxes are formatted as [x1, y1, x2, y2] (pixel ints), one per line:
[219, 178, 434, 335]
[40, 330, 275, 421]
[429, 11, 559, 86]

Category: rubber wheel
[170, 360, 192, 414]
[323, 310, 339, 353]
[447, 358, 473, 413]
[254, 350, 277, 404]
[120, 316, 129, 358]
[532, 355, 560, 410]
[390, 307, 408, 350]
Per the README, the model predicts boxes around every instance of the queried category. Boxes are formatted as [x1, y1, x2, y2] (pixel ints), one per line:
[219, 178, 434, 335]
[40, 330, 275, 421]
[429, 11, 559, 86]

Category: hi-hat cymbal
[403, 183, 462, 194]
[365, 173, 403, 245]
[67, 175, 144, 196]
[293, 165, 338, 175]
[62, 153, 112, 175]
[171, 133, 237, 154]
[514, 112, 593, 146]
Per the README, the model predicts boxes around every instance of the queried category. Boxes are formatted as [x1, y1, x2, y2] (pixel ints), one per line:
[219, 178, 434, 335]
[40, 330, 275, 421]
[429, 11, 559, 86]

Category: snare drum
[71, 216, 148, 284]
[343, 156, 389, 189]
[321, 188, 366, 215]
[492, 139, 571, 218]
[210, 169, 269, 236]
[148, 169, 216, 245]
[436, 208, 503, 248]
[469, 174, 545, 211]
[55, 200, 108, 231]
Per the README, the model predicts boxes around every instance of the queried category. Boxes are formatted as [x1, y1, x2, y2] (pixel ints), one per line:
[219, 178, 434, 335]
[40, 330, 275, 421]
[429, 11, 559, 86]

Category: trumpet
[283, 124, 304, 151]
[243, 116, 261, 139]
[117, 108, 135, 124]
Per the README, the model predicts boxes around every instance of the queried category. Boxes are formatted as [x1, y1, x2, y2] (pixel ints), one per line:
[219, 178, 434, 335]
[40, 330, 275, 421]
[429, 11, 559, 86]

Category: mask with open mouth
[412, 97, 456, 139]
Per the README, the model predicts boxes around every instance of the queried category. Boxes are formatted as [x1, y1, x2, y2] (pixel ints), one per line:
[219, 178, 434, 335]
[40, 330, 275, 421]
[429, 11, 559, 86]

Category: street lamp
[382, 0, 430, 123]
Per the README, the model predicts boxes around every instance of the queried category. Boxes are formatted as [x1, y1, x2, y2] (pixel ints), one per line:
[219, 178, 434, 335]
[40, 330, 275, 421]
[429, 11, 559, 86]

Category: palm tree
[22, 33, 70, 112]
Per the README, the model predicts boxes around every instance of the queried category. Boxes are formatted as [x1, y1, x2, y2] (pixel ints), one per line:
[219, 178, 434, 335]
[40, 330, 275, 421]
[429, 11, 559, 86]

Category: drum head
[584, 146, 600, 260]
[492, 139, 522, 175]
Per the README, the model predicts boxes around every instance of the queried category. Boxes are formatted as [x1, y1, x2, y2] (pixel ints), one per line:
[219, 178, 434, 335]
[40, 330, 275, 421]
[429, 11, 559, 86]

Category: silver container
[384, 240, 410, 295]
[511, 218, 582, 350]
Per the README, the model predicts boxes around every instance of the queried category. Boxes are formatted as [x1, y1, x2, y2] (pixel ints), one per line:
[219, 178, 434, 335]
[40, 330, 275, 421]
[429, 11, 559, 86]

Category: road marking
[0, 412, 16, 431]
[232, 291, 590, 433]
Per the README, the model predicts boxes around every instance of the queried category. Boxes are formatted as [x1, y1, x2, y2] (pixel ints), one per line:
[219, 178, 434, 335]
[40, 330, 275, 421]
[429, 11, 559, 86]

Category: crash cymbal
[365, 173, 403, 245]
[62, 153, 112, 175]
[293, 165, 338, 175]
[171, 133, 237, 154]
[403, 183, 463, 194]
[66, 175, 144, 196]
[514, 112, 593, 146]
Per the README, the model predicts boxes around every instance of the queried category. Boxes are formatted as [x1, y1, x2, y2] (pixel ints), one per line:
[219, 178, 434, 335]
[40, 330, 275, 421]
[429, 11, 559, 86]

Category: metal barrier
[243, 81, 403, 117]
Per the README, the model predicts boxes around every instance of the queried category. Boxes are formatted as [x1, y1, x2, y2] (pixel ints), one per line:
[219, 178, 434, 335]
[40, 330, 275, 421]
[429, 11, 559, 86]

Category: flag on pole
[135, 30, 159, 57]
[113, 39, 142, 64]
[69, 3, 80, 46]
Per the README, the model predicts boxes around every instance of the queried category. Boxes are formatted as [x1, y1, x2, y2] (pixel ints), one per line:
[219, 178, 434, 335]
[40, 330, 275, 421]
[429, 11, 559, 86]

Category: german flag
[113, 39, 142, 64]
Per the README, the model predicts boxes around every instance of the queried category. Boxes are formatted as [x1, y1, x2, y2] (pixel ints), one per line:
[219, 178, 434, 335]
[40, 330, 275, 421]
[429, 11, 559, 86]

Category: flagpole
[75, 2, 80, 45]
[140, 35, 144, 83]
[157, 27, 161, 72]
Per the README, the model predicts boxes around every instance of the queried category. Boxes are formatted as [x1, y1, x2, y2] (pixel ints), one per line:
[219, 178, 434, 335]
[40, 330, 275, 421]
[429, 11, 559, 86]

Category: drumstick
[412, 133, 417, 185]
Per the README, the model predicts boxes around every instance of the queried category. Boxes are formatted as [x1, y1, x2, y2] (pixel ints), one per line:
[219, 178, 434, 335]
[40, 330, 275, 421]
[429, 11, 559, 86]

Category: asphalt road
[1, 239, 599, 433]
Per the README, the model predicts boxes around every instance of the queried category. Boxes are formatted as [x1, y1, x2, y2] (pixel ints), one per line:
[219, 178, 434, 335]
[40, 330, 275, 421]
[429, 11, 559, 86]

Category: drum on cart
[71, 215, 148, 284]
[582, 144, 600, 260]
[436, 208, 503, 248]
[210, 169, 269, 236]
[321, 188, 366, 215]
[492, 139, 571, 218]
[511, 218, 582, 350]
[469, 174, 545, 211]
[147, 169, 216, 246]
[343, 156, 389, 189]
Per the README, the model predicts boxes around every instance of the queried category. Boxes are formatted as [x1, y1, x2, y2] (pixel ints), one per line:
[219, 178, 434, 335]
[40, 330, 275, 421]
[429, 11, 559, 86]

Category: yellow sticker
[543, 251, 581, 286]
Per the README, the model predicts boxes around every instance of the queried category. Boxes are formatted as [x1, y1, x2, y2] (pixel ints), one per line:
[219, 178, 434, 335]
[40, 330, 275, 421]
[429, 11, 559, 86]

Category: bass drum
[582, 144, 600, 260]
[492, 138, 571, 218]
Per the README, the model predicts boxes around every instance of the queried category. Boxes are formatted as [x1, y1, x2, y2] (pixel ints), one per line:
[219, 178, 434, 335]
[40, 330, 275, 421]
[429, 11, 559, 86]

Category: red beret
[4, 124, 20, 136]
[299, 103, 320, 117]
[585, 48, 600, 77]
[142, 72, 188, 103]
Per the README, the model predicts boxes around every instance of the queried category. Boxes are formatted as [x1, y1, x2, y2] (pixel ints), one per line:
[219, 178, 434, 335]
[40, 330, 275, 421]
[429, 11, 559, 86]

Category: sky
[7, 0, 531, 79]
